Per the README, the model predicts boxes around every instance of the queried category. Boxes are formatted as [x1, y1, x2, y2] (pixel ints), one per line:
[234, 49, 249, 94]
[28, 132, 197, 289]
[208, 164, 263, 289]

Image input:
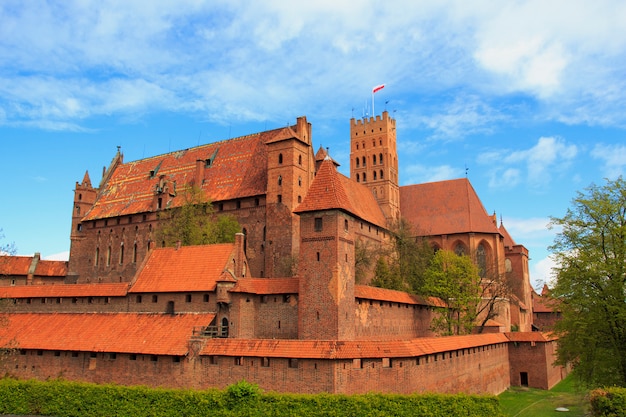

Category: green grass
[499, 375, 590, 417]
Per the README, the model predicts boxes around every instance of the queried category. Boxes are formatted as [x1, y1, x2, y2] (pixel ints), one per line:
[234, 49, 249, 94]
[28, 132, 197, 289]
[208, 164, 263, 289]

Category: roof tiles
[129, 244, 235, 293]
[0, 312, 214, 355]
[355, 285, 446, 307]
[400, 178, 500, 236]
[295, 158, 387, 228]
[0, 283, 129, 298]
[200, 333, 509, 359]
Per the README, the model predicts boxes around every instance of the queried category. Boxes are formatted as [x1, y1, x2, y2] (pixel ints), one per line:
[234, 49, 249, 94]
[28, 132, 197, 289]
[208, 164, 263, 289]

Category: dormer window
[205, 158, 212, 167]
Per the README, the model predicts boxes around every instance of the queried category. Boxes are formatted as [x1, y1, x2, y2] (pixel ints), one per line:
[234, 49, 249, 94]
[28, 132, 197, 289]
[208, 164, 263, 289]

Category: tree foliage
[370, 218, 434, 293]
[155, 186, 240, 247]
[549, 176, 626, 387]
[422, 250, 482, 335]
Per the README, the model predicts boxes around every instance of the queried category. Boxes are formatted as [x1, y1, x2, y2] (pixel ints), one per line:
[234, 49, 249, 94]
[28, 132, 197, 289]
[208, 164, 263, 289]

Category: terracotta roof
[295, 158, 387, 228]
[34, 260, 68, 277]
[532, 289, 559, 313]
[230, 278, 299, 294]
[499, 223, 517, 247]
[129, 244, 236, 293]
[83, 131, 276, 220]
[200, 333, 508, 359]
[0, 256, 67, 278]
[354, 285, 446, 307]
[400, 178, 500, 236]
[0, 312, 214, 355]
[0, 283, 129, 298]
[314, 146, 340, 166]
[505, 332, 557, 342]
[0, 256, 32, 275]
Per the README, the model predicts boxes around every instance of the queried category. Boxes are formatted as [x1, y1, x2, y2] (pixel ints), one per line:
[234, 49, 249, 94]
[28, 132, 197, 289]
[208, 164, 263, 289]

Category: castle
[0, 112, 565, 394]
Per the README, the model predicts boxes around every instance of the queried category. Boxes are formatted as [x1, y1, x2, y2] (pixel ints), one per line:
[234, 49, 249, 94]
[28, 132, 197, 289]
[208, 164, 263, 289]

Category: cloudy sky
[1, 0, 625, 289]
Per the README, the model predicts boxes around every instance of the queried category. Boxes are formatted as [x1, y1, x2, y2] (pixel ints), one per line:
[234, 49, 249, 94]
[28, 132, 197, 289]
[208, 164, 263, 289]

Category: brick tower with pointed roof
[350, 110, 400, 223]
[67, 171, 98, 283]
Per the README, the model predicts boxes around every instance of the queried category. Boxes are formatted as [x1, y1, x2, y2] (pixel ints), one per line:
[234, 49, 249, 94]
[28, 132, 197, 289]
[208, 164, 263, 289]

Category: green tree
[549, 176, 626, 387]
[422, 249, 481, 335]
[155, 186, 240, 247]
[371, 218, 434, 293]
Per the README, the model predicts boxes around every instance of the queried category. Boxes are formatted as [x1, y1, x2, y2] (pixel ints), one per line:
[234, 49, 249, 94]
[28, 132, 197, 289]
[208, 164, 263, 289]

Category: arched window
[95, 247, 100, 266]
[373, 171, 377, 180]
[356, 158, 360, 168]
[362, 156, 366, 167]
[119, 243, 124, 265]
[298, 176, 302, 186]
[356, 173, 360, 182]
[133, 243, 138, 263]
[505, 258, 512, 273]
[106, 246, 112, 266]
[454, 243, 466, 256]
[221, 317, 229, 337]
[298, 155, 302, 165]
[373, 154, 377, 164]
[380, 153, 383, 164]
[278, 175, 282, 186]
[278, 153, 283, 164]
[380, 170, 384, 179]
[477, 244, 487, 277]
[363, 173, 367, 182]
[242, 228, 247, 255]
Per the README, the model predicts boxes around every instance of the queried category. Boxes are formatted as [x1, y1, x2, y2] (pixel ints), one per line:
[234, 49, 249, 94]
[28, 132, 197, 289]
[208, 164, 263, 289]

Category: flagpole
[372, 90, 375, 117]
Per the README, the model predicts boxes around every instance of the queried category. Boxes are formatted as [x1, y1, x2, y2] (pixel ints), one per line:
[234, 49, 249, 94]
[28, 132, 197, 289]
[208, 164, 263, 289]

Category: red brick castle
[0, 112, 565, 394]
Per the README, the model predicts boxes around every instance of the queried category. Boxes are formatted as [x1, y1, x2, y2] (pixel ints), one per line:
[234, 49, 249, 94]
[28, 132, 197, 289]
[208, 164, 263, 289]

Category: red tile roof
[499, 223, 517, 247]
[505, 332, 557, 342]
[34, 260, 68, 277]
[295, 158, 387, 228]
[129, 244, 235, 293]
[400, 178, 500, 236]
[83, 131, 279, 220]
[532, 289, 559, 313]
[0, 256, 67, 278]
[0, 283, 129, 299]
[200, 333, 508, 359]
[354, 285, 446, 307]
[0, 312, 214, 355]
[0, 256, 32, 275]
[230, 278, 299, 294]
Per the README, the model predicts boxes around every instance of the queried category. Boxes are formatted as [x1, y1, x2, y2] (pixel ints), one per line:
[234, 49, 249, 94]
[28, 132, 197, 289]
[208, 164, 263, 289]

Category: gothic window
[298, 176, 302, 186]
[373, 154, 377, 164]
[477, 244, 487, 277]
[75, 205, 80, 215]
[356, 173, 360, 182]
[356, 143, 359, 150]
[505, 258, 512, 273]
[373, 171, 377, 180]
[95, 247, 99, 266]
[372, 139, 376, 147]
[362, 156, 366, 167]
[380, 170, 384, 179]
[356, 158, 360, 168]
[242, 228, 247, 255]
[278, 153, 283, 164]
[363, 173, 367, 182]
[298, 155, 302, 165]
[454, 243, 466, 256]
[133, 243, 138, 263]
[119, 243, 124, 265]
[106, 246, 111, 266]
[221, 317, 229, 337]
[380, 153, 383, 164]
[278, 175, 282, 186]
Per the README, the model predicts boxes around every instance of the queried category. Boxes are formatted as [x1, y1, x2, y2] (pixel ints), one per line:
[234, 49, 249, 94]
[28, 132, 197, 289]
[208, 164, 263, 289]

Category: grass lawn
[499, 375, 590, 417]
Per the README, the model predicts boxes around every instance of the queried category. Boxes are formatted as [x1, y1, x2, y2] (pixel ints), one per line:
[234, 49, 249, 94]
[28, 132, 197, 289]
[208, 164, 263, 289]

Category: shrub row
[590, 387, 626, 417]
[0, 378, 503, 417]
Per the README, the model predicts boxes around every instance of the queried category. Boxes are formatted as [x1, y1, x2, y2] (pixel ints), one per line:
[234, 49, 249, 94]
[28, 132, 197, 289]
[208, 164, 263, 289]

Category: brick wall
[354, 300, 435, 339]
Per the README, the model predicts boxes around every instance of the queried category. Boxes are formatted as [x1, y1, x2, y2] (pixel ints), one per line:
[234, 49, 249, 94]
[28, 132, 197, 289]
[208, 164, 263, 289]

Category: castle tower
[294, 158, 357, 340]
[67, 171, 98, 283]
[264, 116, 315, 277]
[350, 111, 400, 223]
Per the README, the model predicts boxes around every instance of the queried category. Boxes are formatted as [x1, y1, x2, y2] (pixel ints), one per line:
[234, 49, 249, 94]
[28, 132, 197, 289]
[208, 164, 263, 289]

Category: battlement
[350, 111, 395, 128]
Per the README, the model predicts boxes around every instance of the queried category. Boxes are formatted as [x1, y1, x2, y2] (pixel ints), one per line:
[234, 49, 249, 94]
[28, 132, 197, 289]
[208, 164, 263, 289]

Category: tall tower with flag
[349, 108, 400, 224]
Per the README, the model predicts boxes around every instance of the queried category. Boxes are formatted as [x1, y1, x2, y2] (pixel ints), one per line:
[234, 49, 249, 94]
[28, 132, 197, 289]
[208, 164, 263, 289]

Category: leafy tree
[549, 177, 626, 387]
[155, 186, 240, 247]
[370, 218, 434, 292]
[473, 251, 515, 333]
[422, 249, 481, 335]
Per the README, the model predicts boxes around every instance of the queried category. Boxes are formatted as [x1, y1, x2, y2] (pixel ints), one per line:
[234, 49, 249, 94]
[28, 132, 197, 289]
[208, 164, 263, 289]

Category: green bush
[0, 378, 503, 417]
[590, 387, 626, 417]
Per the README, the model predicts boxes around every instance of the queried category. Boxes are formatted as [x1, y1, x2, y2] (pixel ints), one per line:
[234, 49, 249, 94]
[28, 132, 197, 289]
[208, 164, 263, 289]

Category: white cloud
[530, 254, 558, 291]
[480, 137, 578, 189]
[43, 251, 70, 261]
[591, 143, 626, 179]
[402, 164, 462, 185]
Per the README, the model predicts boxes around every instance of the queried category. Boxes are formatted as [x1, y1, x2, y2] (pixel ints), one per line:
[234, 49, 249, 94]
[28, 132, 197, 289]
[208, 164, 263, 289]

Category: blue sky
[1, 1, 625, 290]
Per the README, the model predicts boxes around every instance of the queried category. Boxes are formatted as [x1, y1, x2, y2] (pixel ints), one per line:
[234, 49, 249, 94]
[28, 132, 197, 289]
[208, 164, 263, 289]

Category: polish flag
[372, 84, 385, 94]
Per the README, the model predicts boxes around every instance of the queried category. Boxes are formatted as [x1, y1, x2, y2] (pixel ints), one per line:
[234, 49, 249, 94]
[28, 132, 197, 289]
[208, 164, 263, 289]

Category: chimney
[195, 159, 205, 186]
[26, 252, 40, 285]
[233, 233, 245, 278]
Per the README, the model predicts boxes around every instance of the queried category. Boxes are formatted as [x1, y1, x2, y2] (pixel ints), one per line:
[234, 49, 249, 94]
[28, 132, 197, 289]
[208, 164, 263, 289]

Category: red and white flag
[372, 84, 385, 94]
